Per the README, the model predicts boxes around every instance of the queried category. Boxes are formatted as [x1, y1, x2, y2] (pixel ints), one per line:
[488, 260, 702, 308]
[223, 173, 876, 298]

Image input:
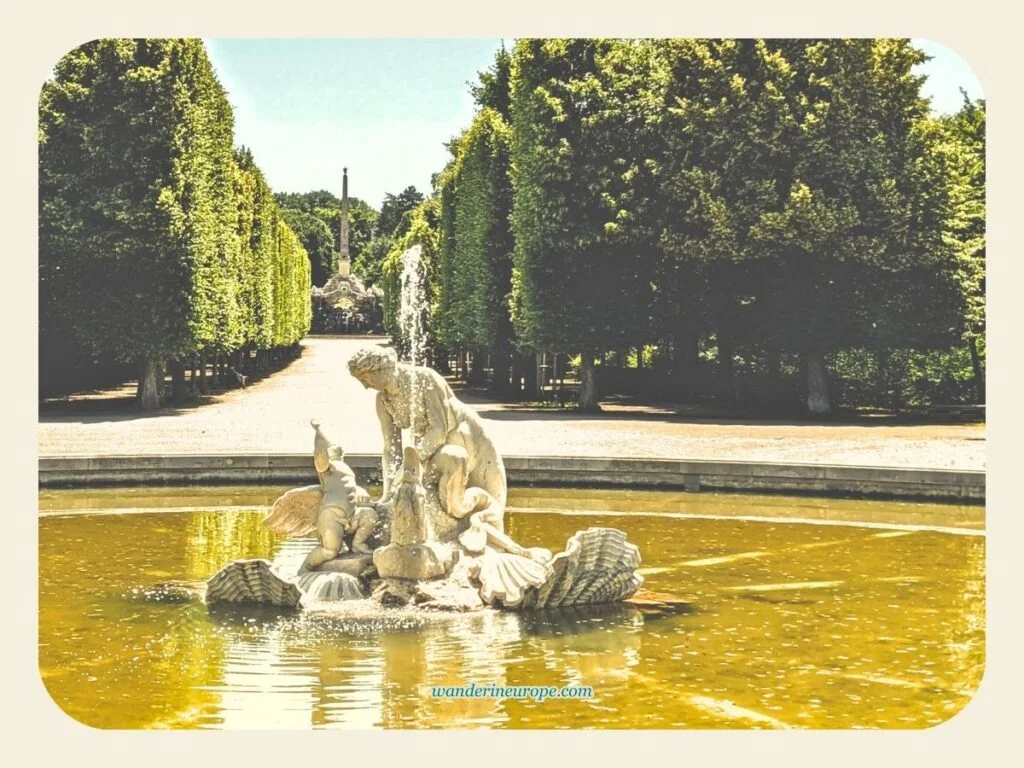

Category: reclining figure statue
[347, 346, 507, 528]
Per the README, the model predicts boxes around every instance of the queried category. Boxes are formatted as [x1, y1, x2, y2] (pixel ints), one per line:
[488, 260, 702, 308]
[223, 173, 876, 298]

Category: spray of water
[398, 245, 427, 455]
[397, 244, 438, 539]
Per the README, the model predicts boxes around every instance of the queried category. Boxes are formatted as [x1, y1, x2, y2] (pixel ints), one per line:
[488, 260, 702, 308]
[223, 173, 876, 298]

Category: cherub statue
[263, 420, 379, 571]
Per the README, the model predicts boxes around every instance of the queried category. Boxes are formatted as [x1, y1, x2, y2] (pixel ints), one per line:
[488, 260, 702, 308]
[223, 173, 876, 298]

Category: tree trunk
[169, 359, 187, 404]
[968, 338, 985, 403]
[136, 358, 161, 411]
[468, 350, 486, 385]
[434, 347, 453, 375]
[490, 349, 512, 394]
[675, 328, 699, 401]
[718, 337, 735, 402]
[635, 346, 644, 369]
[198, 354, 208, 395]
[521, 352, 538, 399]
[615, 349, 624, 368]
[805, 352, 831, 416]
[154, 361, 166, 404]
[578, 351, 601, 412]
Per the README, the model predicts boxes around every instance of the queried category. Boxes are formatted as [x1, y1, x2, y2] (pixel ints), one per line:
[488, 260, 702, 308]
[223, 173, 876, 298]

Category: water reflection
[197, 588, 655, 728]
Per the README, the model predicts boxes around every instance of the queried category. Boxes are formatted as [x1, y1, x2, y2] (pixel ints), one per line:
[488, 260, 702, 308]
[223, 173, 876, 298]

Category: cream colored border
[7, 0, 1018, 763]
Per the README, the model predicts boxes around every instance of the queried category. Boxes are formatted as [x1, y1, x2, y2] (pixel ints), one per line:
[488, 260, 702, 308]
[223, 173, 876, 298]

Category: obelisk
[338, 166, 351, 277]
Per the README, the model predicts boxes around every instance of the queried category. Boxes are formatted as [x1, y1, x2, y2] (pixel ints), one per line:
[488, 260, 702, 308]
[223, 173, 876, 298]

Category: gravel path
[38, 336, 985, 471]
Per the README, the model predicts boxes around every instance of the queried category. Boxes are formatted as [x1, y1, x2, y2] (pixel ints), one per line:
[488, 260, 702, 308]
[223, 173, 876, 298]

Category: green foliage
[433, 165, 459, 346]
[508, 39, 657, 355]
[435, 108, 515, 354]
[274, 189, 341, 211]
[381, 199, 440, 342]
[272, 218, 313, 346]
[471, 43, 512, 120]
[40, 39, 312, 402]
[280, 207, 335, 286]
[652, 39, 969, 410]
[273, 190, 379, 282]
[376, 186, 425, 238]
[352, 233, 393, 287]
[40, 39, 237, 367]
[234, 149, 277, 350]
[313, 199, 377, 268]
[350, 187, 423, 288]
[830, 345, 982, 409]
[940, 94, 986, 344]
[41, 37, 984, 413]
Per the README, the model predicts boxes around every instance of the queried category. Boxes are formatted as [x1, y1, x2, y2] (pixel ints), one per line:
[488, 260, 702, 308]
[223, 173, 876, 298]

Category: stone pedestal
[413, 577, 484, 612]
[372, 541, 454, 581]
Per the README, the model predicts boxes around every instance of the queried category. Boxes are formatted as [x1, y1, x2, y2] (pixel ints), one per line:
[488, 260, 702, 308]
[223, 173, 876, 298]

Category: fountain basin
[38, 486, 984, 730]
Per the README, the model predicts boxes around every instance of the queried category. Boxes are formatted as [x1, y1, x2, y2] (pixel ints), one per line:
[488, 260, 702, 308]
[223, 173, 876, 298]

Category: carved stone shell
[527, 527, 644, 609]
[294, 571, 366, 604]
[472, 549, 552, 609]
[205, 559, 303, 609]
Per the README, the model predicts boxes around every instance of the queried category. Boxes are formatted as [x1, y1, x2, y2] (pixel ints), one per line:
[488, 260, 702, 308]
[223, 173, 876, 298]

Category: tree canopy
[40, 39, 311, 408]
[380, 38, 984, 414]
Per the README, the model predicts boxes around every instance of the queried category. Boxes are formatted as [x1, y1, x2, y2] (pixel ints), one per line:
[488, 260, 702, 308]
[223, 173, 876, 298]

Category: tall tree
[40, 39, 240, 409]
[508, 39, 655, 410]
[353, 187, 424, 288]
[941, 94, 986, 401]
[274, 189, 340, 212]
[234, 148, 277, 352]
[656, 39, 965, 415]
[437, 108, 516, 389]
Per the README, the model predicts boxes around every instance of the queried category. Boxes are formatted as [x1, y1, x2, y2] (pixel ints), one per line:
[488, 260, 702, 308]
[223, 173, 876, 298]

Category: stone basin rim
[37, 452, 986, 504]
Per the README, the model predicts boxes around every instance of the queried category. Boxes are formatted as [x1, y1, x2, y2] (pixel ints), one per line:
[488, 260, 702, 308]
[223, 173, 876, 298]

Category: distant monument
[310, 165, 384, 333]
[338, 166, 351, 278]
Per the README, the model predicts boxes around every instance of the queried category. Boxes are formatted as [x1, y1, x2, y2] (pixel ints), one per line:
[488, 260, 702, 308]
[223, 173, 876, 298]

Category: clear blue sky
[205, 38, 983, 211]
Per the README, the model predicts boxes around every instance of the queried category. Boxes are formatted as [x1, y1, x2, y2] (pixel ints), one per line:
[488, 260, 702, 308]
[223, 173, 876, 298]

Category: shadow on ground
[39, 350, 307, 424]
[453, 386, 985, 430]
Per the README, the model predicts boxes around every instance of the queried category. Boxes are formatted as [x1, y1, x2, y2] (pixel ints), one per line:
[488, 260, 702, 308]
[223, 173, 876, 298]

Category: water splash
[398, 244, 427, 451]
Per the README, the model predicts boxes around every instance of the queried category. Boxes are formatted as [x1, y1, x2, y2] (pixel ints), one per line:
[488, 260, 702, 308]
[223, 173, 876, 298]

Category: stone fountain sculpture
[206, 346, 644, 612]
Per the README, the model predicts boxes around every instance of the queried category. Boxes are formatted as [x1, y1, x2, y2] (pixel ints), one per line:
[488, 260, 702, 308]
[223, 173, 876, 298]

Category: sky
[205, 38, 984, 212]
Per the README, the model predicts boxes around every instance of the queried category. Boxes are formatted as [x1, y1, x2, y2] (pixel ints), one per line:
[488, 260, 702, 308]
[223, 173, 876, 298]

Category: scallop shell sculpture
[205, 559, 303, 609]
[472, 549, 553, 609]
[294, 570, 366, 603]
[527, 528, 644, 609]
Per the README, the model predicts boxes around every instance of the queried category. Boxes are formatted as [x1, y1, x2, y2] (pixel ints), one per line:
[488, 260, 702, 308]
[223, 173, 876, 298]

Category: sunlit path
[38, 336, 984, 469]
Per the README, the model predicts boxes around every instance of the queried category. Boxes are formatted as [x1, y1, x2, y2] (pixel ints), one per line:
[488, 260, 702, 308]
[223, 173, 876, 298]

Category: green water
[38, 487, 984, 729]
